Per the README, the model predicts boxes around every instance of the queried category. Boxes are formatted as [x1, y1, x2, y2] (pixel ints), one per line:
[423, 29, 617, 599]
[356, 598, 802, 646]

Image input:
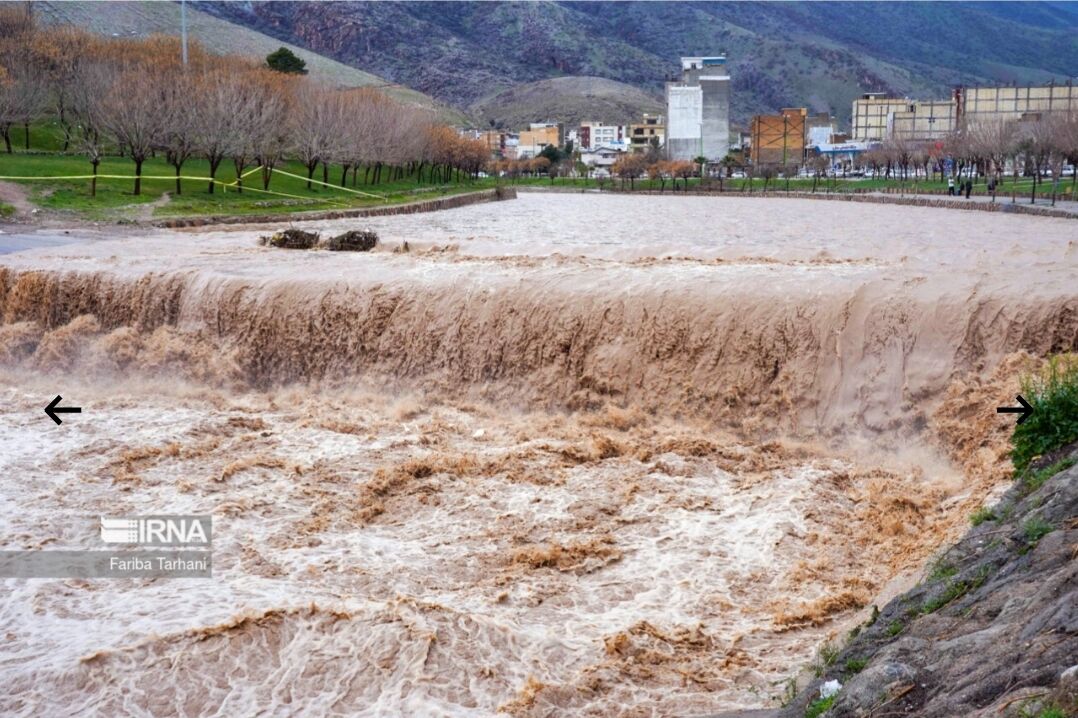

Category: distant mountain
[191, 1, 1077, 129]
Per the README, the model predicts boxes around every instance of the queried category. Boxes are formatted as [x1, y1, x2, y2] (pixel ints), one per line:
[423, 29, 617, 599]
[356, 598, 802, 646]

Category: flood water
[1, 193, 1075, 715]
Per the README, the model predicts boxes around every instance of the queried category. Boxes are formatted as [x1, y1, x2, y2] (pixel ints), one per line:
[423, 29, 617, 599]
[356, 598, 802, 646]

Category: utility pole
[181, 0, 188, 66]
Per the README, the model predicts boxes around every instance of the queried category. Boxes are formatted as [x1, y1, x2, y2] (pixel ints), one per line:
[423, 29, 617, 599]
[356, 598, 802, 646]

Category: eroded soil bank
[0, 195, 1075, 715]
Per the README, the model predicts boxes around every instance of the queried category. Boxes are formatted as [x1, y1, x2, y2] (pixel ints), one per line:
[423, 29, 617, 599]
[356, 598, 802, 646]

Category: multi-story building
[853, 82, 1076, 143]
[578, 122, 625, 151]
[628, 114, 665, 153]
[516, 123, 563, 159]
[888, 99, 957, 141]
[459, 129, 507, 157]
[666, 56, 730, 161]
[958, 82, 1077, 125]
[749, 108, 807, 166]
[851, 93, 913, 141]
[580, 144, 627, 174]
[805, 112, 836, 146]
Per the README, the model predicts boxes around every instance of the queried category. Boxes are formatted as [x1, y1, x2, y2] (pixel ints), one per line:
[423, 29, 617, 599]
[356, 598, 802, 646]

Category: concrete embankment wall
[154, 187, 517, 229]
[519, 186, 1075, 219]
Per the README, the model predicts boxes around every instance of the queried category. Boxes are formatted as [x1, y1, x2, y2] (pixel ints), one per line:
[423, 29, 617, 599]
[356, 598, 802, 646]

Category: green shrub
[805, 694, 836, 718]
[886, 619, 904, 636]
[1023, 517, 1054, 545]
[1011, 355, 1078, 473]
[812, 642, 840, 676]
[970, 506, 997, 526]
[921, 578, 973, 614]
[1023, 456, 1077, 493]
[844, 657, 868, 674]
[1020, 705, 1067, 718]
[928, 558, 958, 581]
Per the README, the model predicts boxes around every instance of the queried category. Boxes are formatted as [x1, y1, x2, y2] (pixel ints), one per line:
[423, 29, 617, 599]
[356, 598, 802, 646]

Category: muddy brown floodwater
[1, 194, 1076, 716]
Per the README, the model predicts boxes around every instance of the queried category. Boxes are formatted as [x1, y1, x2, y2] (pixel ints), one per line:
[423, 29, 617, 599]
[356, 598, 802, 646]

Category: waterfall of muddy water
[1, 194, 1076, 716]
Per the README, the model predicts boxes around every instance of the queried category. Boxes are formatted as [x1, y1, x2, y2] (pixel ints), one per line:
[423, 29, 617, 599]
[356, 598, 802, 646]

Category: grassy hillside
[471, 76, 664, 129]
[193, 1, 1078, 127]
[30, 0, 468, 123]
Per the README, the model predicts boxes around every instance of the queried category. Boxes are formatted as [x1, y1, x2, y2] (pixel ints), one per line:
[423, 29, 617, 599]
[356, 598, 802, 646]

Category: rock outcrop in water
[324, 229, 379, 252]
[259, 229, 320, 249]
[725, 448, 1078, 718]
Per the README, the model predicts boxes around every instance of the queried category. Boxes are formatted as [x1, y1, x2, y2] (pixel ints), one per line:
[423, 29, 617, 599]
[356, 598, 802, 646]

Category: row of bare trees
[855, 115, 1078, 202]
[0, 7, 489, 196]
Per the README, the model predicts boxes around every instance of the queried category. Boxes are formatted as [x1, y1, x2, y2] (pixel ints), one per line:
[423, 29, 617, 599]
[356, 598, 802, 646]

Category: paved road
[867, 190, 1078, 216]
[0, 229, 95, 255]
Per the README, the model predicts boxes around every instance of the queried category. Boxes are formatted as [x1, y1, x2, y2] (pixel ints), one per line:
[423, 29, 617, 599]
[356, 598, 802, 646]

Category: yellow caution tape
[0, 165, 364, 205]
[265, 166, 387, 200]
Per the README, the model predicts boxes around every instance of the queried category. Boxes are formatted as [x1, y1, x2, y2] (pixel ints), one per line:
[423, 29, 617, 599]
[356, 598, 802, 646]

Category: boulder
[323, 229, 379, 252]
[259, 229, 320, 249]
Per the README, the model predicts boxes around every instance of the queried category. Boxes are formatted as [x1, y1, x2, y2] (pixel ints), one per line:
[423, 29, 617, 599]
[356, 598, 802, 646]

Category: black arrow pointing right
[45, 395, 82, 425]
[996, 394, 1033, 425]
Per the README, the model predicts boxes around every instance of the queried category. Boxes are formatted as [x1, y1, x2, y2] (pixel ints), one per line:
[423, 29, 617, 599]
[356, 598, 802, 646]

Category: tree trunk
[306, 164, 315, 190]
[23, 122, 29, 150]
[234, 161, 246, 194]
[133, 158, 143, 195]
[208, 158, 221, 194]
[340, 164, 349, 187]
[90, 161, 99, 198]
[2, 124, 11, 153]
[322, 162, 329, 187]
[174, 163, 183, 195]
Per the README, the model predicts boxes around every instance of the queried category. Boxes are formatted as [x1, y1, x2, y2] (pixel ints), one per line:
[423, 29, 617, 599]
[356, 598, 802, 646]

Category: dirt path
[133, 191, 171, 223]
[0, 181, 35, 221]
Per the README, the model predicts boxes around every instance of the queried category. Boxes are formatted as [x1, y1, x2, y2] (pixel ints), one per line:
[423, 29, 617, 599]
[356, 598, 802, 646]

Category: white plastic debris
[820, 679, 842, 699]
[472, 428, 486, 439]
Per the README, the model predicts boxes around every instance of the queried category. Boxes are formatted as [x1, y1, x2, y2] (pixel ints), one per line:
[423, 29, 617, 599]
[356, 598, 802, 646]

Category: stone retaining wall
[520, 186, 1075, 219]
[753, 190, 1076, 218]
[153, 187, 517, 229]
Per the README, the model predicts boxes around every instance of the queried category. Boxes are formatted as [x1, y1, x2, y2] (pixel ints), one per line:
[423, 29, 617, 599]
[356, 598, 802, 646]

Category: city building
[853, 82, 1076, 143]
[501, 133, 520, 160]
[958, 82, 1077, 125]
[580, 144, 627, 175]
[666, 56, 730, 161]
[805, 112, 836, 148]
[749, 107, 807, 165]
[889, 99, 957, 141]
[516, 123, 562, 159]
[851, 93, 913, 141]
[578, 122, 625, 151]
[459, 129, 507, 157]
[628, 114, 665, 153]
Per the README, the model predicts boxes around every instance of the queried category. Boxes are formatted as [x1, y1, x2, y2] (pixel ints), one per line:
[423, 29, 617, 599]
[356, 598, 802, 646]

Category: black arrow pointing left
[45, 395, 81, 425]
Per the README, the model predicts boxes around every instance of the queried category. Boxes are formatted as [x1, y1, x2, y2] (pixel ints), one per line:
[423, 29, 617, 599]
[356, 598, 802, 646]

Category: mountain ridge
[191, 1, 1078, 127]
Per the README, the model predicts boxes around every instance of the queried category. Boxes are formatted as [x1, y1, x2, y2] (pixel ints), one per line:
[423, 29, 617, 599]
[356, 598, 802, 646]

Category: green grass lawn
[0, 151, 507, 222]
[2, 120, 1074, 223]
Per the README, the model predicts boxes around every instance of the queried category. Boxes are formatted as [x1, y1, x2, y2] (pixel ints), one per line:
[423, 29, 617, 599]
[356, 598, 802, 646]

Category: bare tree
[98, 67, 168, 195]
[612, 153, 646, 190]
[158, 68, 200, 195]
[194, 69, 248, 193]
[967, 119, 1018, 186]
[68, 59, 114, 196]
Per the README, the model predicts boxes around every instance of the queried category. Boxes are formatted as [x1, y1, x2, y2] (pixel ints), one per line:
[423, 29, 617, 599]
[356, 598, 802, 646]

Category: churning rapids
[1, 193, 1076, 716]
